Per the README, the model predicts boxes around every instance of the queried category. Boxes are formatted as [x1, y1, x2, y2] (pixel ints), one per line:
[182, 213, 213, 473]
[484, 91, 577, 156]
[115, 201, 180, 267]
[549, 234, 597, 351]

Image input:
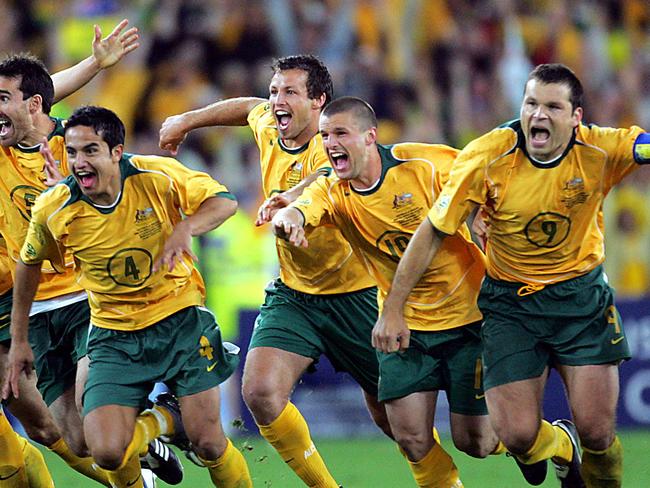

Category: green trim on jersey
[351, 144, 404, 196]
[15, 118, 66, 153]
[278, 138, 311, 155]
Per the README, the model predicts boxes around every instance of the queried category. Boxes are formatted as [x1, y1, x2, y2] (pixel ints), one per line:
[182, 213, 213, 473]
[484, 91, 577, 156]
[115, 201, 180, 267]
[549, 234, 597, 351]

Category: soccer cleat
[508, 452, 548, 485]
[140, 438, 184, 485]
[551, 420, 586, 488]
[142, 468, 157, 488]
[154, 392, 205, 467]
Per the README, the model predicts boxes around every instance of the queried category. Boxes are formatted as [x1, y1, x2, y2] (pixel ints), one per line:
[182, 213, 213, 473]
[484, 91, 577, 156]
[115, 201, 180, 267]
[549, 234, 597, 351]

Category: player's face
[66, 125, 123, 205]
[320, 111, 373, 182]
[0, 76, 35, 147]
[269, 69, 320, 145]
[520, 79, 582, 162]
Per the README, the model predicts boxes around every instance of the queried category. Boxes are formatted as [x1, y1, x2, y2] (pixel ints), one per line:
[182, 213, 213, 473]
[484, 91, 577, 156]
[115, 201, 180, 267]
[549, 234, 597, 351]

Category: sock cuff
[199, 438, 234, 469]
[146, 407, 171, 435]
[47, 437, 66, 453]
[258, 402, 301, 439]
[583, 435, 620, 456]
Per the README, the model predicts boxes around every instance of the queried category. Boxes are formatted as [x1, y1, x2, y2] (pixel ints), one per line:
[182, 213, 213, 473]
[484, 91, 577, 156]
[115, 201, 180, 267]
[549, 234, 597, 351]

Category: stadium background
[2, 0, 650, 486]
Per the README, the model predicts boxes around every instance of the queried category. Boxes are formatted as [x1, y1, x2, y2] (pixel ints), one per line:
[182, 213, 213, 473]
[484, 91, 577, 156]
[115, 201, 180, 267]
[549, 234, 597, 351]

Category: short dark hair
[65, 106, 125, 150]
[0, 54, 54, 114]
[321, 96, 377, 130]
[272, 55, 333, 106]
[526, 63, 584, 110]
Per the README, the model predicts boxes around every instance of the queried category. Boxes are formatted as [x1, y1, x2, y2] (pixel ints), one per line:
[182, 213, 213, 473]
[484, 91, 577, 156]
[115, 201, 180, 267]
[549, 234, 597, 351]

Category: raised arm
[154, 195, 238, 272]
[3, 261, 43, 399]
[372, 218, 448, 353]
[52, 19, 140, 103]
[159, 97, 266, 154]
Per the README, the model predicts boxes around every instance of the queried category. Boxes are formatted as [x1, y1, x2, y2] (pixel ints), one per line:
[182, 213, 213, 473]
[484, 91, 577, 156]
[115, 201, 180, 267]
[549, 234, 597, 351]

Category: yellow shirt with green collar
[248, 101, 375, 294]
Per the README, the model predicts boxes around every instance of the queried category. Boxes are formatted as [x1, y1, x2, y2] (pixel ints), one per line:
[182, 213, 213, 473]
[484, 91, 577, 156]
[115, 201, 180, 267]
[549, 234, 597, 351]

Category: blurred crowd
[2, 0, 650, 311]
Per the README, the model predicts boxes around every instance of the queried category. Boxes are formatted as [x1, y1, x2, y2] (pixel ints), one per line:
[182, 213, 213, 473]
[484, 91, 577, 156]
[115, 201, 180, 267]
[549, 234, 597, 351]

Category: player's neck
[350, 147, 382, 190]
[281, 118, 319, 149]
[20, 114, 55, 147]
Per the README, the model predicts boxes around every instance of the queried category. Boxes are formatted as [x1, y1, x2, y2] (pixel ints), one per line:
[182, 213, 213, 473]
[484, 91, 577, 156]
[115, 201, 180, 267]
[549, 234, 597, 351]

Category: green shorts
[30, 299, 90, 406]
[249, 279, 380, 396]
[0, 288, 12, 345]
[478, 265, 631, 390]
[377, 322, 487, 415]
[83, 306, 240, 416]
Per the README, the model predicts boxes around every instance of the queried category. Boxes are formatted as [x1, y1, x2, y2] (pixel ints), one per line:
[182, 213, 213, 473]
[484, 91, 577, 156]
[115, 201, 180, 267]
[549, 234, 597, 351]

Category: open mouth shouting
[74, 168, 98, 190]
[0, 116, 13, 141]
[329, 150, 350, 173]
[529, 125, 551, 149]
[275, 109, 292, 133]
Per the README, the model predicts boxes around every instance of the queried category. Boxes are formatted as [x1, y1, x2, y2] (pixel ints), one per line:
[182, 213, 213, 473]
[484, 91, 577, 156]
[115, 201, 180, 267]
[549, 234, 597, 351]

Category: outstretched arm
[256, 170, 329, 225]
[154, 195, 238, 272]
[52, 19, 140, 103]
[372, 218, 447, 353]
[159, 97, 266, 154]
[271, 207, 308, 248]
[3, 261, 42, 400]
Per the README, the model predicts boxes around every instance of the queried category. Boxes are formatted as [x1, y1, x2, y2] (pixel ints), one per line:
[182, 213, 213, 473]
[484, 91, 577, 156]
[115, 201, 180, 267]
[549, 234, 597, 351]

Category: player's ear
[366, 127, 377, 145]
[111, 144, 124, 161]
[312, 92, 327, 111]
[572, 106, 583, 127]
[28, 94, 43, 114]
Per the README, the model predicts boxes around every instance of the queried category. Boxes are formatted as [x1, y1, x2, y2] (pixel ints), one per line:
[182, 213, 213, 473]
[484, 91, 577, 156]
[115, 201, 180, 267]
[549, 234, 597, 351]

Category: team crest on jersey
[286, 161, 303, 188]
[135, 207, 154, 222]
[392, 192, 413, 209]
[561, 177, 588, 209]
[392, 192, 423, 227]
[134, 207, 161, 240]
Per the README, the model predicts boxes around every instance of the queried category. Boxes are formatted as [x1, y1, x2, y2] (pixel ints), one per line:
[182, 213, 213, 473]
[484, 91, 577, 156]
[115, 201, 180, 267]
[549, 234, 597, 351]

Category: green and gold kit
[429, 121, 649, 285]
[21, 153, 233, 331]
[0, 118, 81, 299]
[248, 102, 374, 294]
[292, 143, 485, 332]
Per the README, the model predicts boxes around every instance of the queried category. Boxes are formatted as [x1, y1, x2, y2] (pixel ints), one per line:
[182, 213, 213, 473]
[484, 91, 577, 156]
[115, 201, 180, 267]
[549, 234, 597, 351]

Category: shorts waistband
[484, 265, 603, 291]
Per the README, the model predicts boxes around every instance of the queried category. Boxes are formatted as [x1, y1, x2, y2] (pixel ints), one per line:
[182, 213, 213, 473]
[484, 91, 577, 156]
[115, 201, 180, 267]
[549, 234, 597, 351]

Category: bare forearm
[51, 56, 100, 103]
[11, 261, 42, 342]
[283, 171, 327, 202]
[384, 218, 445, 310]
[181, 97, 265, 130]
[183, 196, 238, 236]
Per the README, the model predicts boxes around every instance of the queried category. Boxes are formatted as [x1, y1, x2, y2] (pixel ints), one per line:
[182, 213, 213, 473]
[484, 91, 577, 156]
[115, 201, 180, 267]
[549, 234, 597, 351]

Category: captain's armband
[634, 133, 650, 164]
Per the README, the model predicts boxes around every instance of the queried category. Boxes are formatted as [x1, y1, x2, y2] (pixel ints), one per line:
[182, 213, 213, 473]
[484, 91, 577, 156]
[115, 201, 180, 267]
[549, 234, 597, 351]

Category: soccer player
[271, 96, 511, 488]
[4, 105, 252, 488]
[0, 26, 181, 487]
[159, 55, 390, 487]
[381, 63, 647, 488]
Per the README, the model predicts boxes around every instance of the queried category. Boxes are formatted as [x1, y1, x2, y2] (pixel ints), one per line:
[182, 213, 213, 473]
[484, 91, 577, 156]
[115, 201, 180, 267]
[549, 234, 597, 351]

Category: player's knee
[242, 380, 283, 417]
[91, 445, 128, 471]
[499, 429, 538, 456]
[190, 434, 228, 461]
[453, 436, 493, 459]
[575, 423, 614, 451]
[393, 429, 432, 459]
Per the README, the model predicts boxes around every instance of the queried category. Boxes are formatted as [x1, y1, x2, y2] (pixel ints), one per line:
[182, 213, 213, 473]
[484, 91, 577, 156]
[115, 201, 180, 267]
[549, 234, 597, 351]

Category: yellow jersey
[0, 235, 13, 296]
[292, 143, 485, 331]
[21, 153, 233, 331]
[248, 102, 374, 294]
[0, 118, 81, 299]
[429, 120, 648, 284]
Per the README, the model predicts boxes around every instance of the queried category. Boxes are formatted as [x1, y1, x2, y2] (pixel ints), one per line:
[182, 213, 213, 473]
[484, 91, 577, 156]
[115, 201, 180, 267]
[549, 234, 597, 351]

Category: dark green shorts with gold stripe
[83, 305, 240, 416]
[478, 265, 631, 390]
[0, 288, 12, 345]
[377, 322, 487, 416]
[249, 279, 380, 396]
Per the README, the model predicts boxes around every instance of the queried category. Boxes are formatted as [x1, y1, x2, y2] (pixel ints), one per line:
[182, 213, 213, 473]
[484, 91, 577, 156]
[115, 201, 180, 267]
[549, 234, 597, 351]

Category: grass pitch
[38, 430, 650, 487]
